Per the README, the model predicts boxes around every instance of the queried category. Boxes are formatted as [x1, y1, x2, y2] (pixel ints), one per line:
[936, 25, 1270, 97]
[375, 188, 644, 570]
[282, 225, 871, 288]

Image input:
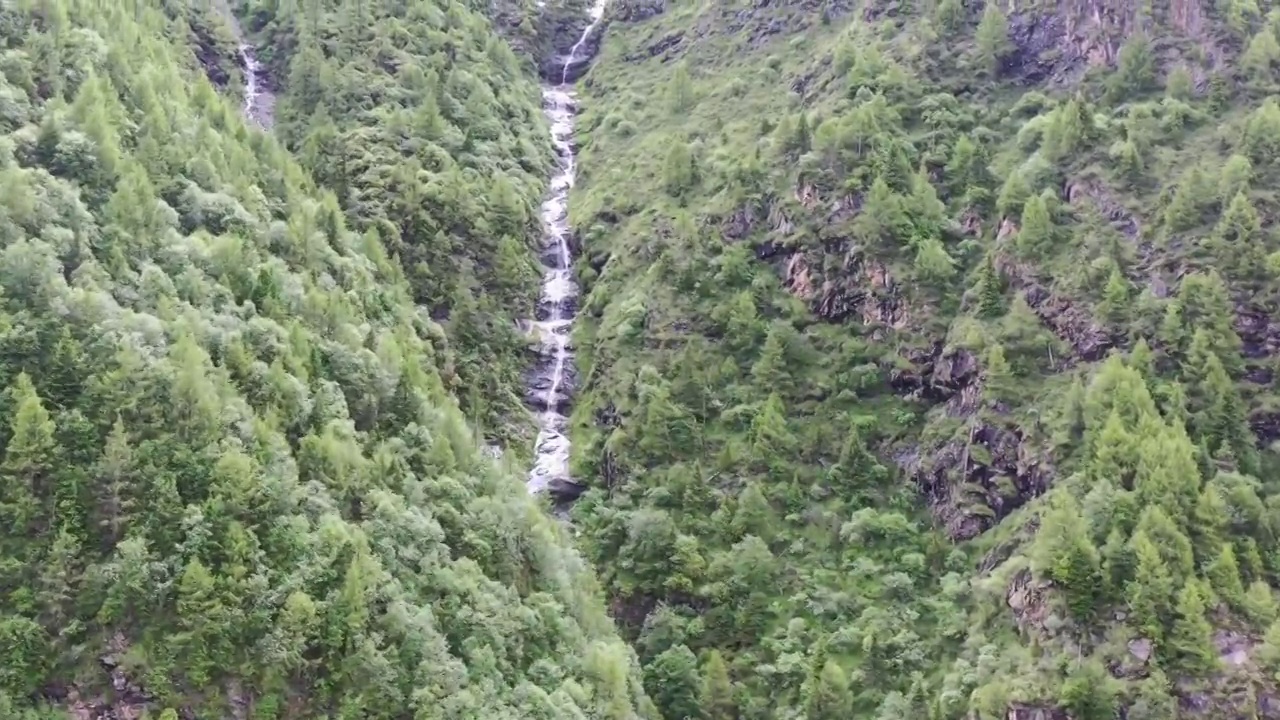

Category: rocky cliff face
[996, 0, 1223, 85]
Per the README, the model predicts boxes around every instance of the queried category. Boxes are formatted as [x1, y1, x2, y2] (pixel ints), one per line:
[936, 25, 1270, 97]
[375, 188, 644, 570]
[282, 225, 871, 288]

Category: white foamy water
[218, 2, 274, 129]
[527, 1, 607, 495]
[238, 42, 274, 129]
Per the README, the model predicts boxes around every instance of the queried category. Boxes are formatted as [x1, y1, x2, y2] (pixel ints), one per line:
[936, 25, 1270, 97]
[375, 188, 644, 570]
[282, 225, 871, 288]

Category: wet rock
[559, 54, 595, 84]
[548, 476, 588, 500]
[932, 347, 979, 394]
[536, 293, 579, 321]
[1004, 9, 1078, 85]
[527, 388, 574, 415]
[540, 243, 572, 269]
[1261, 692, 1280, 720]
[1251, 409, 1280, 445]
[191, 26, 234, 88]
[1246, 365, 1274, 385]
[537, 6, 606, 83]
[611, 0, 666, 22]
[1006, 569, 1055, 640]
[912, 418, 1052, 541]
[1215, 630, 1256, 667]
[1128, 637, 1154, 663]
[525, 367, 576, 414]
[1234, 305, 1280, 361]
[625, 30, 683, 61]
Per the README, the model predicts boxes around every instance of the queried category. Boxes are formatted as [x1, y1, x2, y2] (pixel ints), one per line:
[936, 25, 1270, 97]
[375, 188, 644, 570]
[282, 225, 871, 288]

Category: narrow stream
[527, 2, 607, 499]
[223, 7, 274, 129]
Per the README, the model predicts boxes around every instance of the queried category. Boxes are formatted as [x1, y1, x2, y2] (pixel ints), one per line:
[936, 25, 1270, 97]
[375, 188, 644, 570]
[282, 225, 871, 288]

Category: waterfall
[238, 41, 274, 129]
[219, 4, 274, 129]
[527, 1, 607, 499]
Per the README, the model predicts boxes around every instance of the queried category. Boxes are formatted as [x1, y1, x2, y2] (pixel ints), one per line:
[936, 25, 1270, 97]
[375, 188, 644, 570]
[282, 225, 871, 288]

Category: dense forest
[10, 0, 1280, 717]
[0, 0, 654, 717]
[562, 0, 1280, 718]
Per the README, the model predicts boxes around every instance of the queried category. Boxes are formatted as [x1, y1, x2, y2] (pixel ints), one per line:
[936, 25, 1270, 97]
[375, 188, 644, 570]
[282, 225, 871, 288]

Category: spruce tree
[700, 650, 736, 720]
[1211, 191, 1265, 281]
[1127, 531, 1176, 641]
[1098, 262, 1130, 328]
[669, 61, 695, 113]
[1016, 193, 1053, 257]
[1206, 542, 1247, 609]
[1, 374, 58, 565]
[975, 253, 1004, 318]
[975, 2, 1011, 74]
[804, 660, 854, 720]
[1032, 494, 1101, 619]
[645, 644, 702, 720]
[1168, 581, 1219, 674]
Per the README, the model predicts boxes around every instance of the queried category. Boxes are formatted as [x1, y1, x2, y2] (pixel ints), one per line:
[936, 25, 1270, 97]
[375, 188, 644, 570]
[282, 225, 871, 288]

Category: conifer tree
[1059, 659, 1117, 720]
[935, 0, 964, 33]
[1101, 528, 1134, 601]
[795, 112, 812, 154]
[1190, 484, 1229, 565]
[669, 61, 695, 113]
[1242, 27, 1280, 84]
[804, 660, 854, 720]
[1218, 154, 1253, 205]
[751, 321, 792, 394]
[732, 482, 776, 543]
[645, 644, 702, 720]
[1098, 261, 1130, 328]
[1, 374, 58, 564]
[914, 237, 957, 282]
[1168, 581, 1219, 674]
[664, 138, 697, 198]
[1211, 191, 1265, 281]
[1260, 618, 1280, 672]
[700, 650, 736, 720]
[1032, 494, 1101, 619]
[983, 343, 1013, 399]
[1016, 193, 1053, 257]
[975, 253, 1004, 318]
[1106, 33, 1155, 101]
[1162, 165, 1211, 233]
[996, 171, 1030, 217]
[1244, 581, 1279, 625]
[1206, 542, 1247, 609]
[975, 2, 1011, 74]
[1127, 531, 1176, 641]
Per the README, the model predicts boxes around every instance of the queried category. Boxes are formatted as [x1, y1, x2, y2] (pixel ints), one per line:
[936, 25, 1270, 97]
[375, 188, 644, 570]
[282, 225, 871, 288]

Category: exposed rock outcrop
[1005, 702, 1068, 720]
[911, 413, 1051, 541]
[999, 0, 1224, 87]
[611, 0, 666, 23]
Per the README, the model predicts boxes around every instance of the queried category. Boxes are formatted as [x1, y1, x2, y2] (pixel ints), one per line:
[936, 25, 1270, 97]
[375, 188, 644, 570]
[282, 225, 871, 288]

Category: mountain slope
[0, 1, 652, 718]
[563, 0, 1280, 717]
[231, 0, 576, 448]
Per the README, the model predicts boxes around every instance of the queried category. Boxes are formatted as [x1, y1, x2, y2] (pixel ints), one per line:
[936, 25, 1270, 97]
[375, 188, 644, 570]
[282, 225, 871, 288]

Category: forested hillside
[0, 0, 654, 718]
[229, 0, 586, 446]
[563, 0, 1280, 717]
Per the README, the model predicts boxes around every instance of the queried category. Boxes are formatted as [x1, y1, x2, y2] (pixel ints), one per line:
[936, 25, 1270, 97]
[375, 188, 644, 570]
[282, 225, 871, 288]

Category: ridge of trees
[238, 0, 555, 444]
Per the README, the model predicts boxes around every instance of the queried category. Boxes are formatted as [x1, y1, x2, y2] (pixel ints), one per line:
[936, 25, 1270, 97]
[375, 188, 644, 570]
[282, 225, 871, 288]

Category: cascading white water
[238, 43, 274, 129]
[220, 5, 274, 129]
[527, 2, 607, 496]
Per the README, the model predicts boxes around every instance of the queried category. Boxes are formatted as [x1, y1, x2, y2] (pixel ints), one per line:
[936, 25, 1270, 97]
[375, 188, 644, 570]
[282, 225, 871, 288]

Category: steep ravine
[222, 5, 274, 129]
[526, 1, 607, 503]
